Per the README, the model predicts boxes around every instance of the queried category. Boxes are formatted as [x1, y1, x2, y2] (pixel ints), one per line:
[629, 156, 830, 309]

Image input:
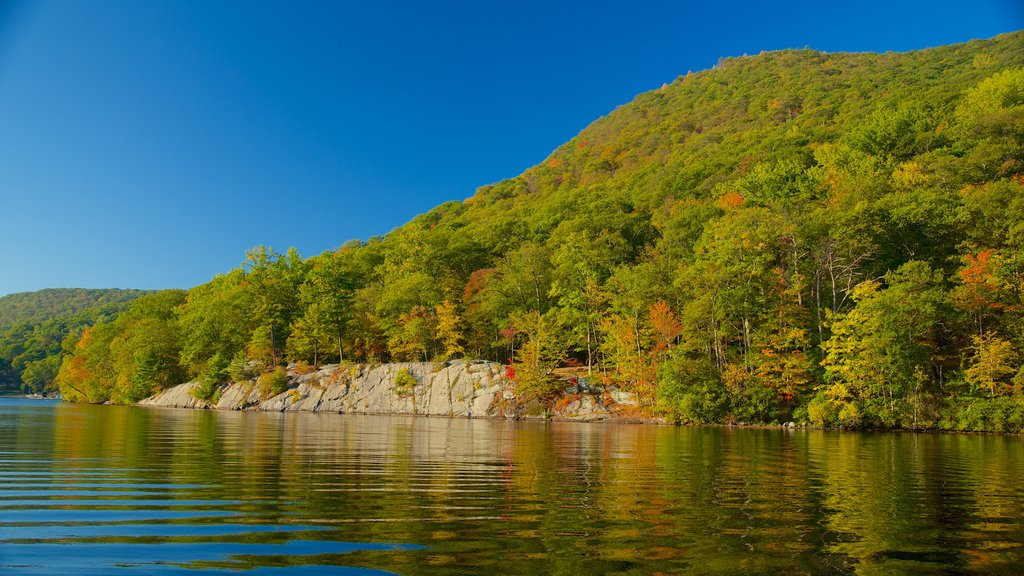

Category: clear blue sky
[0, 0, 1021, 296]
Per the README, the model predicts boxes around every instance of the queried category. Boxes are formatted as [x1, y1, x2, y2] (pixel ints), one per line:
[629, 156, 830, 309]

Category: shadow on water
[1, 399, 1022, 575]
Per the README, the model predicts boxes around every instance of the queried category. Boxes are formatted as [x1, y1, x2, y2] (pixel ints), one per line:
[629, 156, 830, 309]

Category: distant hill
[0, 288, 151, 393]
[0, 288, 149, 330]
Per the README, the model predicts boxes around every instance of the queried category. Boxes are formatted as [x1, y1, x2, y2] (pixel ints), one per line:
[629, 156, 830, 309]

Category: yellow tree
[434, 300, 465, 360]
[964, 333, 1017, 397]
[598, 314, 656, 406]
[508, 310, 562, 398]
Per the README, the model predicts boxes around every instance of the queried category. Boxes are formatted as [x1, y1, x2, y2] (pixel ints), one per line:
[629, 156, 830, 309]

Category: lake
[1, 398, 1022, 575]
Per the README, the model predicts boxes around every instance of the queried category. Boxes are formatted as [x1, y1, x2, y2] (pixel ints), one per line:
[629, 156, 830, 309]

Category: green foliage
[940, 395, 1024, 433]
[963, 334, 1018, 397]
[393, 368, 417, 397]
[228, 351, 259, 382]
[508, 310, 563, 398]
[0, 288, 150, 331]
[51, 33, 1024, 431]
[820, 262, 948, 428]
[193, 352, 229, 401]
[657, 356, 729, 424]
[55, 290, 186, 403]
[256, 367, 290, 399]
[0, 288, 149, 392]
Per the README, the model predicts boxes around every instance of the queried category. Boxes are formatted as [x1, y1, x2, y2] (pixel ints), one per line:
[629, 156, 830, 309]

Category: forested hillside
[57, 32, 1024, 430]
[0, 289, 150, 392]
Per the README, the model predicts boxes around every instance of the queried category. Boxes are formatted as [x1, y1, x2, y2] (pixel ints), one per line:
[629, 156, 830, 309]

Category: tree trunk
[271, 325, 278, 367]
[586, 323, 593, 376]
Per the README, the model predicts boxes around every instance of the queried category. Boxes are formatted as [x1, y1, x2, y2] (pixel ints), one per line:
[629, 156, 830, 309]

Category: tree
[649, 300, 682, 353]
[819, 262, 947, 427]
[952, 248, 1007, 335]
[657, 355, 729, 423]
[286, 303, 330, 365]
[964, 333, 1017, 397]
[434, 300, 465, 360]
[243, 246, 305, 366]
[387, 306, 436, 361]
[177, 271, 251, 374]
[508, 310, 563, 398]
[293, 250, 357, 364]
[56, 290, 186, 404]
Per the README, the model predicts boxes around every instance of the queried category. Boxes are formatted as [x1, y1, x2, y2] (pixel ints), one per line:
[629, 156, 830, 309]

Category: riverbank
[139, 360, 658, 423]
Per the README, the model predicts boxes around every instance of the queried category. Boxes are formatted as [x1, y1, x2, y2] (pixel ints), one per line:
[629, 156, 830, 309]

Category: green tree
[177, 270, 251, 374]
[508, 310, 563, 398]
[243, 246, 305, 366]
[819, 262, 947, 427]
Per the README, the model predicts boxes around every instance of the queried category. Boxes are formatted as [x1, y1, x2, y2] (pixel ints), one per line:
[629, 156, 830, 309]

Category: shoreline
[131, 400, 1024, 437]
[136, 360, 655, 424]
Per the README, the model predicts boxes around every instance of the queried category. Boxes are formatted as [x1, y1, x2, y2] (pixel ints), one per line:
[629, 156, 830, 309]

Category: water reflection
[0, 398, 1022, 574]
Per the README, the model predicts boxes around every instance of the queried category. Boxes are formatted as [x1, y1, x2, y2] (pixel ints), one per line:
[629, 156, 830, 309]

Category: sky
[0, 0, 1021, 296]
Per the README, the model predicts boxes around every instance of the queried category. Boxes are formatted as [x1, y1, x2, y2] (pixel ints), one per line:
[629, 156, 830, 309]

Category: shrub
[191, 380, 216, 401]
[293, 361, 316, 376]
[806, 390, 863, 428]
[257, 367, 290, 399]
[393, 368, 417, 397]
[941, 395, 1024, 433]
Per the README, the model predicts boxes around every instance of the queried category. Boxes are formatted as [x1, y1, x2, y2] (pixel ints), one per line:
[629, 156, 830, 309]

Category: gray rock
[138, 360, 663, 423]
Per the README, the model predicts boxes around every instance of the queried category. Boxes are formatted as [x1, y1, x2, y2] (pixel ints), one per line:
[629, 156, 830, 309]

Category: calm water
[1, 399, 1022, 575]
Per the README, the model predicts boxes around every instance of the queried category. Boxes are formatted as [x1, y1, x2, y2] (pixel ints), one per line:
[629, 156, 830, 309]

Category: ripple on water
[3, 402, 1024, 575]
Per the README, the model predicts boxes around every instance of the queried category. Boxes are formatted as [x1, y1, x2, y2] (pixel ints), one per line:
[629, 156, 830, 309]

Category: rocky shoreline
[138, 360, 657, 423]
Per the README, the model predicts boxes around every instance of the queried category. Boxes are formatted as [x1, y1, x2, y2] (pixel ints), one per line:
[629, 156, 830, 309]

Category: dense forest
[0, 288, 150, 392]
[56, 32, 1024, 431]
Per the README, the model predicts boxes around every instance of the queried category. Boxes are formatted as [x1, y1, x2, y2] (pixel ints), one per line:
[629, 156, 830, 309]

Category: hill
[0, 288, 150, 392]
[56, 32, 1024, 431]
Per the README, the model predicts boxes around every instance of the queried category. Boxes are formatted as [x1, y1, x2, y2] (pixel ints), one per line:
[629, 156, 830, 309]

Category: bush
[393, 368, 417, 397]
[941, 395, 1024, 433]
[257, 367, 290, 399]
[806, 390, 863, 428]
[293, 361, 316, 375]
[657, 356, 729, 424]
[191, 380, 216, 401]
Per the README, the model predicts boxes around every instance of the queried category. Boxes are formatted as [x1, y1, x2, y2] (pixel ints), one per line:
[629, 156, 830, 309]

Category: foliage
[256, 366, 290, 399]
[55, 290, 186, 403]
[963, 334, 1018, 397]
[192, 352, 229, 401]
[508, 310, 563, 398]
[657, 355, 729, 424]
[228, 351, 259, 382]
[0, 288, 149, 392]
[940, 395, 1024, 433]
[0, 288, 150, 330]
[50, 33, 1024, 430]
[393, 368, 417, 397]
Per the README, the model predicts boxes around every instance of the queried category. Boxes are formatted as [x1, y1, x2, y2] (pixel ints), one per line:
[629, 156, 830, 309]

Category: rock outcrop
[138, 360, 651, 422]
